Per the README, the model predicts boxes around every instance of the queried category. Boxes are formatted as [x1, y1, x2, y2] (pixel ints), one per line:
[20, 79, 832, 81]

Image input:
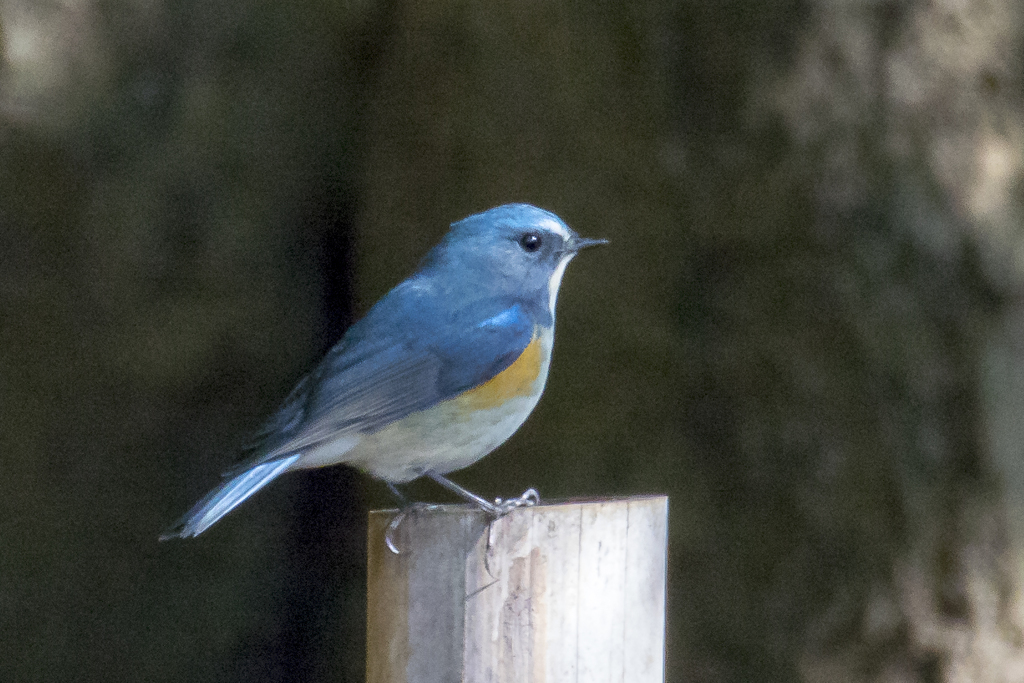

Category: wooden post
[366, 495, 668, 683]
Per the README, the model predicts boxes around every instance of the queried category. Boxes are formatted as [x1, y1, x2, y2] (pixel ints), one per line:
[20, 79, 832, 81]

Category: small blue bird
[160, 204, 606, 539]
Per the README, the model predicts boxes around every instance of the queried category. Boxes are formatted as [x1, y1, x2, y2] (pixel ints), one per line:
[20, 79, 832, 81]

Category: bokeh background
[4, 1, 1024, 681]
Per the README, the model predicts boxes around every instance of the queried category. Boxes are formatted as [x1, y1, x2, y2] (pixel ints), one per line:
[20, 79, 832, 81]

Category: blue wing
[163, 278, 536, 539]
[232, 277, 536, 467]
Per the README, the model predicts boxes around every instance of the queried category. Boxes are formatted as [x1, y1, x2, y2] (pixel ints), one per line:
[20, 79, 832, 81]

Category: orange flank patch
[457, 334, 543, 411]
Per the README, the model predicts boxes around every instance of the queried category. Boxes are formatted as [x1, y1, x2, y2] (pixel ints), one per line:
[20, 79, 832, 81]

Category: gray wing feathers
[226, 342, 443, 473]
[268, 345, 443, 456]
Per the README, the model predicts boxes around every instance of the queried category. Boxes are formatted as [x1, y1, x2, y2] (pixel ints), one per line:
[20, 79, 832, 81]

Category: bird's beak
[568, 236, 610, 252]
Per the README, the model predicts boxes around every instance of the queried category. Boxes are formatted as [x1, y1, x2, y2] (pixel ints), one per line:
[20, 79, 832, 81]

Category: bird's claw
[384, 502, 441, 555]
[491, 488, 540, 515]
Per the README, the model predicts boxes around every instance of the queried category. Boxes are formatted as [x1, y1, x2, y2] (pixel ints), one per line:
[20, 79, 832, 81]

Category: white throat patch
[547, 253, 575, 316]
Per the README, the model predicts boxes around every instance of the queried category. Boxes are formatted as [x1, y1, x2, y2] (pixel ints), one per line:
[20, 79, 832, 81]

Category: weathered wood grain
[366, 496, 667, 683]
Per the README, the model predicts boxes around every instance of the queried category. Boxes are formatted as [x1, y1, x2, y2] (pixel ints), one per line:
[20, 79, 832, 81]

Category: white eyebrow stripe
[537, 216, 571, 240]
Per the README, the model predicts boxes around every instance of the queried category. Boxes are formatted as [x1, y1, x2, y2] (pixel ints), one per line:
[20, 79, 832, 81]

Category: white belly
[343, 389, 544, 482]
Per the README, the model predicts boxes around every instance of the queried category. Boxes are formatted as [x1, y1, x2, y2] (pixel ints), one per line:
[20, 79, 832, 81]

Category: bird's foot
[423, 471, 541, 516]
[492, 488, 540, 515]
[384, 502, 441, 555]
[384, 477, 542, 554]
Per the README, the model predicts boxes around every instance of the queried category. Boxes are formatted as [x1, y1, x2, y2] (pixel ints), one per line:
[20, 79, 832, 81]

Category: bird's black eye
[519, 232, 542, 252]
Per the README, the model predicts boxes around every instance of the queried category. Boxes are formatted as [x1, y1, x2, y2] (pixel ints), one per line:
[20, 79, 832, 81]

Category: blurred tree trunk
[0, 0, 385, 681]
[773, 3, 1024, 681]
[668, 2, 1024, 681]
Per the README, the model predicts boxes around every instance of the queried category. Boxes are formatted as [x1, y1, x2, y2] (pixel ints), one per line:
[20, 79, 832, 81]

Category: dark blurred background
[4, 1, 1024, 681]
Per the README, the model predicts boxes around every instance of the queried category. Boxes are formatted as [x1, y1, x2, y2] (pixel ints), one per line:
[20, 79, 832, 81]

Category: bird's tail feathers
[159, 454, 300, 540]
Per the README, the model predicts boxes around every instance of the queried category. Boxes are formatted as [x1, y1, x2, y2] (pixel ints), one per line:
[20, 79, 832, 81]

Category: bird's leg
[424, 471, 540, 516]
[386, 481, 409, 506]
[424, 471, 499, 513]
